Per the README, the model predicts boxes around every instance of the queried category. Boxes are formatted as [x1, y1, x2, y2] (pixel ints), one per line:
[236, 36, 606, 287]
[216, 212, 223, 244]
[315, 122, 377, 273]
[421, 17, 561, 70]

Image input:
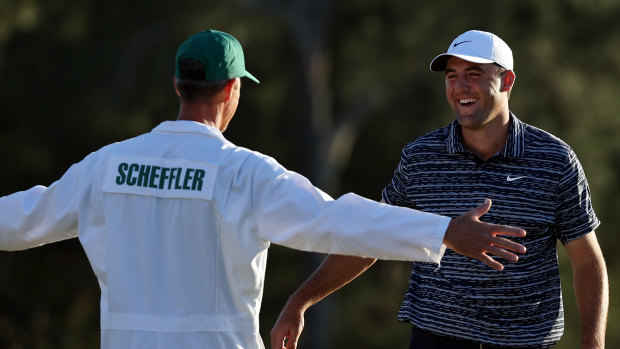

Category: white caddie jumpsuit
[0, 120, 449, 348]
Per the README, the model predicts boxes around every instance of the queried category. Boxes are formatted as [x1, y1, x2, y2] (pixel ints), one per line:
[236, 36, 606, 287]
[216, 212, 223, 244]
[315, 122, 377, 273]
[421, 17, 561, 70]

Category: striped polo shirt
[382, 113, 599, 347]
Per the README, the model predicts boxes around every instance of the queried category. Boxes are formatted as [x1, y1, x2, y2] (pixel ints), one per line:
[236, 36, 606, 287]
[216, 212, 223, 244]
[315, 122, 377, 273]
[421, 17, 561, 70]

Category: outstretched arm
[270, 198, 526, 348]
[270, 255, 376, 349]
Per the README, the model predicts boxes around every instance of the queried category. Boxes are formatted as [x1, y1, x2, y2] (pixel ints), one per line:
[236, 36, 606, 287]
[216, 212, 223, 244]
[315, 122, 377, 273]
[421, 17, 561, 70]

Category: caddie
[0, 29, 527, 349]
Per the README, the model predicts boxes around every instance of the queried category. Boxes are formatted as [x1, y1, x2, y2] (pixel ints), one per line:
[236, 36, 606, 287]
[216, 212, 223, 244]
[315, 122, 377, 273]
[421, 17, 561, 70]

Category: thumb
[471, 198, 492, 219]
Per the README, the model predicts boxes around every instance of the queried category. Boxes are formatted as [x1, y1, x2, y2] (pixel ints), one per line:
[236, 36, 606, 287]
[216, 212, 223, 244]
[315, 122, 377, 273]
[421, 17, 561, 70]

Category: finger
[282, 325, 301, 349]
[470, 198, 492, 219]
[476, 253, 504, 271]
[486, 245, 519, 262]
[271, 337, 285, 349]
[490, 224, 527, 238]
[491, 236, 527, 254]
[286, 334, 299, 349]
[270, 336, 284, 349]
[270, 329, 288, 349]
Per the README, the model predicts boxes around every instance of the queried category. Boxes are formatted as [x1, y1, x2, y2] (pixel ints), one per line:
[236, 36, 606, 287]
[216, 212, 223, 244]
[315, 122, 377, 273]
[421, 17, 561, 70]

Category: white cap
[430, 30, 513, 71]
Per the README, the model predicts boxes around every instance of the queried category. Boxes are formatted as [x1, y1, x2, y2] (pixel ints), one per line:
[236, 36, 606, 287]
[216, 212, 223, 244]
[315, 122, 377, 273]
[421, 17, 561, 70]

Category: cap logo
[453, 40, 471, 47]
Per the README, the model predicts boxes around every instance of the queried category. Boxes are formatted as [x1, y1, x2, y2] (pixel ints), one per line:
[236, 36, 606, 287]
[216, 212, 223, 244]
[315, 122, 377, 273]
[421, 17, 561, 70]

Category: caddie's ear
[222, 78, 239, 102]
[501, 70, 516, 93]
[172, 76, 181, 97]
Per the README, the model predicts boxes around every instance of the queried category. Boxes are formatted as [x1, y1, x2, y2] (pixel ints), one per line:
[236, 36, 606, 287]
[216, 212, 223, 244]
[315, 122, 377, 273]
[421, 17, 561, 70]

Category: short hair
[494, 64, 507, 77]
[495, 63, 513, 99]
[176, 58, 231, 103]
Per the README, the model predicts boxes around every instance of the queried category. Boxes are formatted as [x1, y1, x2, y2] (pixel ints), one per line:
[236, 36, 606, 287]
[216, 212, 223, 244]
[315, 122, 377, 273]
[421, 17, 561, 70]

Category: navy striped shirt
[382, 113, 599, 347]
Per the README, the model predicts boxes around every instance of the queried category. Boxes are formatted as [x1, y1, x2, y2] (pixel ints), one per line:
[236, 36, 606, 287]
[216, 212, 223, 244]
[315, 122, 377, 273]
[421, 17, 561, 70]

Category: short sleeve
[555, 148, 600, 244]
[382, 144, 414, 208]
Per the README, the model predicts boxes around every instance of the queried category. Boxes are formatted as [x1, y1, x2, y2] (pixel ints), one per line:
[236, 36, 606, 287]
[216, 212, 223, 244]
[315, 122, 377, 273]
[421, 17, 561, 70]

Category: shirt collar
[151, 120, 225, 139]
[446, 112, 526, 158]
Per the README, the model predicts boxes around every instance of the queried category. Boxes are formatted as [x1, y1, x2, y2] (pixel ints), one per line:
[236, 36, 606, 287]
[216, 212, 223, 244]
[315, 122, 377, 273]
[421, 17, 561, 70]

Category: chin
[455, 113, 475, 124]
[456, 117, 485, 130]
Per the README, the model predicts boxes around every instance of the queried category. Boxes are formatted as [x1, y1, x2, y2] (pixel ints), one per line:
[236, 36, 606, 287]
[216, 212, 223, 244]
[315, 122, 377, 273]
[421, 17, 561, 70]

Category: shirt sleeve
[382, 144, 413, 208]
[0, 157, 90, 251]
[250, 155, 450, 263]
[555, 148, 600, 244]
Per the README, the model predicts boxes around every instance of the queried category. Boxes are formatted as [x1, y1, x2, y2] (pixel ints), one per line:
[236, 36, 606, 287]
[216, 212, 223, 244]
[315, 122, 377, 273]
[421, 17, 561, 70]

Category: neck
[461, 111, 511, 161]
[176, 102, 225, 130]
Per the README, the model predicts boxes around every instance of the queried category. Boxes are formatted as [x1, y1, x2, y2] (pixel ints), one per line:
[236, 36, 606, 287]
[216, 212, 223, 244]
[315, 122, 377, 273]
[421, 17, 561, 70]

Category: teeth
[459, 98, 477, 104]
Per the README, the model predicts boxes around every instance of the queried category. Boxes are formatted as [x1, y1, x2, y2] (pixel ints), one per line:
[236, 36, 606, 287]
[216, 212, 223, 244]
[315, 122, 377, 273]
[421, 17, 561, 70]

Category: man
[0, 30, 527, 349]
[271, 30, 608, 349]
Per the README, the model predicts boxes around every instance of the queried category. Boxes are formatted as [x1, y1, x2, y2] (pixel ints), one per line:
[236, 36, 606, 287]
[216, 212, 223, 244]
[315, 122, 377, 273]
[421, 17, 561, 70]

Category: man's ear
[172, 76, 181, 97]
[223, 78, 238, 102]
[501, 70, 516, 93]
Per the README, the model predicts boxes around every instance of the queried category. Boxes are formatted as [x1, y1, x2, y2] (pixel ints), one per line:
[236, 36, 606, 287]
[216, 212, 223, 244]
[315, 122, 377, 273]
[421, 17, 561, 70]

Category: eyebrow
[445, 65, 485, 75]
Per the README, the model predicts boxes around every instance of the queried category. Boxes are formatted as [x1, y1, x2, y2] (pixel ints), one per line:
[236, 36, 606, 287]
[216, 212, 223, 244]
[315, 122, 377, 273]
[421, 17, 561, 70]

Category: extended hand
[444, 198, 526, 271]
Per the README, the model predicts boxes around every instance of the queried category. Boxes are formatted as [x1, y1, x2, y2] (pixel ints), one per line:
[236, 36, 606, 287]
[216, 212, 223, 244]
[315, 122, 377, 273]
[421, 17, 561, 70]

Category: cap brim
[244, 71, 260, 84]
[430, 53, 494, 71]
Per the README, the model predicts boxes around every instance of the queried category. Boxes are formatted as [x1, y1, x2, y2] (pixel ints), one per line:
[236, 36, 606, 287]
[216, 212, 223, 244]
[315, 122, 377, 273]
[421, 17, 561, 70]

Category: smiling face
[444, 57, 513, 131]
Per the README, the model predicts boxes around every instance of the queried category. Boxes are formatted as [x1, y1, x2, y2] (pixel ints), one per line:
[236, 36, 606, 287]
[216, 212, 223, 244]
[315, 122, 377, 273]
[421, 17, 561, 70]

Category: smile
[459, 98, 478, 105]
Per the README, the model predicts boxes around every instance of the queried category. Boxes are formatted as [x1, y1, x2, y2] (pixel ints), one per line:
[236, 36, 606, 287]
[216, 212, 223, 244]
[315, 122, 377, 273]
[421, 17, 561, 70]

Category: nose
[452, 76, 470, 92]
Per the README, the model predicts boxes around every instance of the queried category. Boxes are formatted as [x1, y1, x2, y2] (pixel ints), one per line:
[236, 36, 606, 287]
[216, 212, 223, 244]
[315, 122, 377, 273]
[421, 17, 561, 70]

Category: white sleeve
[0, 160, 88, 251]
[252, 158, 449, 263]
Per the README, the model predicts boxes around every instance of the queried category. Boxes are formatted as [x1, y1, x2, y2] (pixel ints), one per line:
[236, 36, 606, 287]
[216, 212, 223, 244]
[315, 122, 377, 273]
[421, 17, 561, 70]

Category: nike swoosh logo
[506, 175, 527, 182]
[453, 40, 471, 47]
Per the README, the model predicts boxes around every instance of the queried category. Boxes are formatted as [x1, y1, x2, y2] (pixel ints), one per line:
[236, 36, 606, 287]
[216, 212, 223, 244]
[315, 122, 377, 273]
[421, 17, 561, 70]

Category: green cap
[175, 29, 259, 83]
